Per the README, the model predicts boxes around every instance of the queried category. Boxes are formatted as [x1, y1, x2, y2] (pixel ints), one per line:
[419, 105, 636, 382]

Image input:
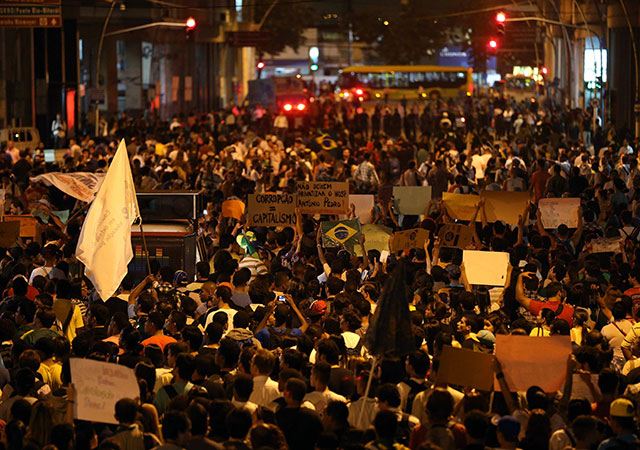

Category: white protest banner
[495, 335, 572, 392]
[538, 198, 580, 229]
[30, 172, 105, 203]
[70, 358, 139, 424]
[247, 192, 297, 227]
[463, 250, 509, 286]
[591, 237, 623, 254]
[349, 194, 375, 224]
[297, 181, 349, 215]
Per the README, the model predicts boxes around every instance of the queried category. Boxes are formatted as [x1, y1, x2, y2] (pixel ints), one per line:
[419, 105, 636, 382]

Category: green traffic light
[310, 64, 319, 71]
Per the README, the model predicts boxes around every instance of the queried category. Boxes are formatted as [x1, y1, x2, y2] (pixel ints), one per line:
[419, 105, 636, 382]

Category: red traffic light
[186, 17, 196, 30]
[541, 66, 548, 75]
[489, 39, 498, 49]
[496, 12, 506, 23]
[257, 61, 265, 70]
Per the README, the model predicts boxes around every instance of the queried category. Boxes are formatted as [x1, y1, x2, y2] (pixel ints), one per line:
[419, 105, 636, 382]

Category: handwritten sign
[247, 192, 296, 227]
[390, 228, 430, 252]
[0, 221, 20, 247]
[482, 191, 529, 225]
[221, 199, 246, 220]
[442, 193, 481, 221]
[349, 194, 375, 224]
[463, 250, 509, 286]
[437, 345, 494, 391]
[495, 335, 572, 392]
[393, 186, 432, 216]
[538, 198, 580, 229]
[355, 224, 392, 257]
[297, 181, 349, 215]
[3, 215, 39, 240]
[70, 358, 140, 424]
[439, 223, 474, 249]
[591, 237, 623, 254]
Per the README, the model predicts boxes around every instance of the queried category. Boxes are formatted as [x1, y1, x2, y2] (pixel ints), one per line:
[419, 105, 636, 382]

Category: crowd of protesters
[0, 90, 640, 450]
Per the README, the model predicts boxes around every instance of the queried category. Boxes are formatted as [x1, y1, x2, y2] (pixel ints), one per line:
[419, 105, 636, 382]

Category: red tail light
[296, 103, 306, 111]
[283, 103, 293, 111]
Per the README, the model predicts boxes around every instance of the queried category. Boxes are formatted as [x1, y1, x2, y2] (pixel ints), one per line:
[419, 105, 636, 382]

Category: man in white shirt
[303, 362, 347, 417]
[248, 348, 280, 408]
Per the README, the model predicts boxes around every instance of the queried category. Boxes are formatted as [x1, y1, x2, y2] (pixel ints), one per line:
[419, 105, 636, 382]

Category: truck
[247, 76, 309, 114]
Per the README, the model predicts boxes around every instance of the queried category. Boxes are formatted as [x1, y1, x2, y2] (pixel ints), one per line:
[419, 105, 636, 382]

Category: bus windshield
[505, 76, 537, 91]
[338, 70, 469, 90]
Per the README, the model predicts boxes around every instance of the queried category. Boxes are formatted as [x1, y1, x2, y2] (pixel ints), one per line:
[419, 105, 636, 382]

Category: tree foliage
[254, 1, 313, 55]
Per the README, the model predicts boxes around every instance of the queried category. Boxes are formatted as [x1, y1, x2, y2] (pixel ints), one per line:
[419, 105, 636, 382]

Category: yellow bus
[337, 65, 473, 101]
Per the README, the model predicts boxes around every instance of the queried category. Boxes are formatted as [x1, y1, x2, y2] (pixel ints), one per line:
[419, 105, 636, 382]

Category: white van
[0, 127, 41, 152]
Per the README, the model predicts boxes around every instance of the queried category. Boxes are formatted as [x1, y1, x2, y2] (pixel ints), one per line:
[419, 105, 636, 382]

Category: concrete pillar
[123, 40, 143, 112]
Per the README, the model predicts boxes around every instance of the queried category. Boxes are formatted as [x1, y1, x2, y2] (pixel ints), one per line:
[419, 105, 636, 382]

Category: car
[0, 127, 41, 152]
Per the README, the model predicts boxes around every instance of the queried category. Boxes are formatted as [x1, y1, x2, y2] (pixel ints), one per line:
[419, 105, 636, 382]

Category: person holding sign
[516, 274, 575, 326]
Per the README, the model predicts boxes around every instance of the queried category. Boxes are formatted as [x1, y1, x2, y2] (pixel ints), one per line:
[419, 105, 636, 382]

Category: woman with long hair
[25, 401, 56, 448]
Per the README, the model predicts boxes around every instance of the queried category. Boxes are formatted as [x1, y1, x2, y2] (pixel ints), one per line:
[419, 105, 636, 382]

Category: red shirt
[141, 334, 177, 352]
[624, 287, 640, 316]
[529, 299, 574, 326]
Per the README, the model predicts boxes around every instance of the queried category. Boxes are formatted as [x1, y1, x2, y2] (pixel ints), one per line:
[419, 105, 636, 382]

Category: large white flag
[30, 172, 105, 203]
[76, 140, 140, 300]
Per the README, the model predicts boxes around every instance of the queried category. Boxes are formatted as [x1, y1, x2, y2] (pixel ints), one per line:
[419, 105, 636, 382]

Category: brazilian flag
[321, 218, 361, 253]
[315, 133, 338, 151]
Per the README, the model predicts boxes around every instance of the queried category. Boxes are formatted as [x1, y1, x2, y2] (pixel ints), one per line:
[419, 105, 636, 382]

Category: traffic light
[185, 17, 196, 39]
[496, 11, 506, 38]
[256, 60, 265, 79]
[310, 62, 319, 72]
[489, 39, 498, 49]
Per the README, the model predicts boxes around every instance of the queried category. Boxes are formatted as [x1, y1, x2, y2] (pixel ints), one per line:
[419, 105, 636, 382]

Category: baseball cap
[445, 264, 461, 280]
[477, 330, 496, 348]
[173, 270, 189, 287]
[495, 416, 520, 442]
[308, 300, 327, 317]
[610, 398, 635, 418]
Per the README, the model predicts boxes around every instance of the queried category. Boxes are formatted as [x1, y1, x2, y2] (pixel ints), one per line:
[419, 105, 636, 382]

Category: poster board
[481, 191, 529, 225]
[439, 223, 474, 249]
[390, 228, 430, 252]
[591, 237, 623, 254]
[3, 215, 40, 241]
[355, 224, 392, 257]
[297, 181, 349, 215]
[393, 186, 432, 216]
[494, 335, 572, 393]
[247, 192, 297, 227]
[0, 221, 20, 248]
[538, 198, 580, 229]
[221, 199, 246, 220]
[437, 345, 495, 391]
[463, 250, 509, 286]
[442, 193, 481, 221]
[70, 358, 140, 424]
[321, 218, 361, 250]
[350, 194, 375, 224]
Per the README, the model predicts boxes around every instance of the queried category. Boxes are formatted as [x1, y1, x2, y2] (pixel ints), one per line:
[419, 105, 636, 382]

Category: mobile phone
[278, 295, 286, 302]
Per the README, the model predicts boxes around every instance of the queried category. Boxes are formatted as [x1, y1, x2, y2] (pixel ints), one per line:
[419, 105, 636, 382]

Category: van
[0, 127, 41, 152]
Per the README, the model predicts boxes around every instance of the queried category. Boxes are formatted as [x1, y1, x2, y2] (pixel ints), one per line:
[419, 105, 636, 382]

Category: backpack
[266, 326, 295, 350]
[346, 336, 365, 357]
[404, 379, 427, 414]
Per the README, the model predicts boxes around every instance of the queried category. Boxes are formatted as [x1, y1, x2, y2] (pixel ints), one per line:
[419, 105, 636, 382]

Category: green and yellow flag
[321, 218, 361, 252]
[315, 133, 338, 151]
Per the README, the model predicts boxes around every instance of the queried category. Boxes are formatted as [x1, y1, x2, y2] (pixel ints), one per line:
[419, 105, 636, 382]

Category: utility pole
[619, 0, 640, 138]
[347, 0, 353, 66]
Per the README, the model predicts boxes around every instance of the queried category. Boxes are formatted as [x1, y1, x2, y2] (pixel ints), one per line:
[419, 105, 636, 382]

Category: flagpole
[138, 219, 152, 275]
[67, 201, 92, 224]
[357, 355, 377, 427]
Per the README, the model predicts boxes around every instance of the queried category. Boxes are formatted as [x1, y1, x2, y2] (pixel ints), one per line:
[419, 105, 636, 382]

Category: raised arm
[515, 272, 535, 309]
[316, 227, 331, 278]
[129, 274, 156, 306]
[570, 206, 584, 248]
[285, 294, 309, 332]
[494, 358, 517, 414]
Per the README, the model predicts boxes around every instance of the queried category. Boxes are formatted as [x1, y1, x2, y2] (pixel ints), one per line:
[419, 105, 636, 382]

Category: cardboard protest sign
[355, 224, 392, 257]
[3, 215, 39, 240]
[495, 335, 572, 393]
[297, 181, 349, 215]
[591, 237, 623, 254]
[463, 250, 509, 286]
[321, 218, 361, 251]
[0, 221, 20, 248]
[481, 191, 529, 225]
[437, 345, 495, 391]
[390, 228, 430, 252]
[393, 186, 432, 215]
[247, 192, 297, 227]
[442, 193, 481, 221]
[439, 223, 474, 249]
[221, 199, 246, 220]
[538, 198, 580, 229]
[350, 194, 375, 224]
[70, 358, 140, 424]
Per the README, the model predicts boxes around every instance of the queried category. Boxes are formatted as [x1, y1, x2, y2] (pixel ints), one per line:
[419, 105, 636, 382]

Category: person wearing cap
[28, 244, 61, 284]
[494, 415, 520, 449]
[597, 398, 638, 450]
